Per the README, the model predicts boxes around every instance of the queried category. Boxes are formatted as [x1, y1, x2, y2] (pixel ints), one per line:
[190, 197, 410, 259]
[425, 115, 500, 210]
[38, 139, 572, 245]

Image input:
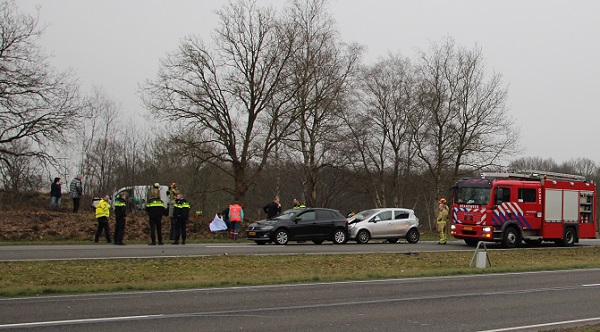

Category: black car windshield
[273, 209, 300, 220]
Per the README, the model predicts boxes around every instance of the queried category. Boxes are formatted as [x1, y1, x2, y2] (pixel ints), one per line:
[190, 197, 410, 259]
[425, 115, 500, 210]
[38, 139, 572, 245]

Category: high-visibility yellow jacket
[95, 199, 110, 219]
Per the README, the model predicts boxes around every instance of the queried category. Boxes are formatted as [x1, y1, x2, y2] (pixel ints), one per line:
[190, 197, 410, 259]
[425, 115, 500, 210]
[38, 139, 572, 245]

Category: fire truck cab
[450, 170, 597, 248]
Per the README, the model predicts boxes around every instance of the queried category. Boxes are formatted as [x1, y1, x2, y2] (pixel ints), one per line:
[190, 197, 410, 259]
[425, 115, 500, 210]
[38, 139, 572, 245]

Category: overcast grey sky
[17, 0, 600, 164]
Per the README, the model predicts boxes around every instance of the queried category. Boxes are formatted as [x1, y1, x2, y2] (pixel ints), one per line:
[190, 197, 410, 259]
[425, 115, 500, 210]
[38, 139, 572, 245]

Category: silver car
[348, 208, 420, 244]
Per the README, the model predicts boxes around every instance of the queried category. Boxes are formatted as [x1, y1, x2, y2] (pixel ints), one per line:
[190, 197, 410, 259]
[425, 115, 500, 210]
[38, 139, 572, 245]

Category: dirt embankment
[0, 207, 221, 242]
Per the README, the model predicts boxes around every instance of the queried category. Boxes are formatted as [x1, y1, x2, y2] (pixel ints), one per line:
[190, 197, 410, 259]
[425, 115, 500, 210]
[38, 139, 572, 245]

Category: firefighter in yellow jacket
[94, 195, 111, 243]
[437, 198, 449, 245]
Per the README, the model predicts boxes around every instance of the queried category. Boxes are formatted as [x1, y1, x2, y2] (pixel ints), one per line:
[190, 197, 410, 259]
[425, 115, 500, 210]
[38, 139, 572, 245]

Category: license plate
[248, 231, 256, 236]
[463, 226, 473, 231]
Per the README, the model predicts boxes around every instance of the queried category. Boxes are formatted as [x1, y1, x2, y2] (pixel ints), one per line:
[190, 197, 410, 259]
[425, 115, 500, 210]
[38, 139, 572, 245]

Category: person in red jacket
[228, 202, 244, 240]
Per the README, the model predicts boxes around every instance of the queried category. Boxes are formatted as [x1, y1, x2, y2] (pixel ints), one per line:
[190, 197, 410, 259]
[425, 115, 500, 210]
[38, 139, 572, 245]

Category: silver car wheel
[356, 229, 370, 244]
[333, 229, 347, 244]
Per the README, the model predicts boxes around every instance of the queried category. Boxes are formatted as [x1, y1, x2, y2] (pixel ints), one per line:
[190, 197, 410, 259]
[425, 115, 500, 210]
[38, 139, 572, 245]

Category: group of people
[92, 182, 191, 245]
[49, 174, 84, 212]
[262, 196, 306, 219]
[144, 182, 191, 245]
[212, 202, 245, 240]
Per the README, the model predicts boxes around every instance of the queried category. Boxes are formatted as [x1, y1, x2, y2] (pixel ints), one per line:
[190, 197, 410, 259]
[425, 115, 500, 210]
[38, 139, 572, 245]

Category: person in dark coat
[146, 197, 165, 245]
[263, 196, 281, 219]
[50, 177, 62, 209]
[113, 191, 127, 245]
[172, 194, 191, 245]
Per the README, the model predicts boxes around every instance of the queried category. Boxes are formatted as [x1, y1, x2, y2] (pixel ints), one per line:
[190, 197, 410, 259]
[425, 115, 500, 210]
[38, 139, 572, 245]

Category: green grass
[1, 247, 600, 297]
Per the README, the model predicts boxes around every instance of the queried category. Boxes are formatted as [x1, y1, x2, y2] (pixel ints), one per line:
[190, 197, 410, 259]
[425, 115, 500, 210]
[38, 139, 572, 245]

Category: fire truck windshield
[454, 186, 492, 206]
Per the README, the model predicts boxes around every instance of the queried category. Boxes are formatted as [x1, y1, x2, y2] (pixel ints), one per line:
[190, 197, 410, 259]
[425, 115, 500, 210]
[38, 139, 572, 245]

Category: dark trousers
[169, 217, 176, 240]
[73, 197, 81, 212]
[149, 216, 163, 244]
[114, 216, 126, 244]
[173, 218, 187, 244]
[95, 217, 111, 242]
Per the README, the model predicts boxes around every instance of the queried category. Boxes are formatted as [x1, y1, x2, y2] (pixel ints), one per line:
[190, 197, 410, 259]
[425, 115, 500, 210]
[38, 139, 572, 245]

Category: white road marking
[478, 317, 600, 332]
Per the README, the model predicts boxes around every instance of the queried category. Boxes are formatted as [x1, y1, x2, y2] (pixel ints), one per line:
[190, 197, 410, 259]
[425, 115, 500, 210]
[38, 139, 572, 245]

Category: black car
[246, 208, 348, 245]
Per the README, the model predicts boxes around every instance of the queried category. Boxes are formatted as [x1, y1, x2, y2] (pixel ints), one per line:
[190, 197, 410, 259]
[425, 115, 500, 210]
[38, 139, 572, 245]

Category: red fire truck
[450, 170, 597, 248]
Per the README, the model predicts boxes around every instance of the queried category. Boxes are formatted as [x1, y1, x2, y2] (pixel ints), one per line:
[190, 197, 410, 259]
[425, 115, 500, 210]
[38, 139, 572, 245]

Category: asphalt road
[1, 269, 599, 331]
[2, 239, 600, 261]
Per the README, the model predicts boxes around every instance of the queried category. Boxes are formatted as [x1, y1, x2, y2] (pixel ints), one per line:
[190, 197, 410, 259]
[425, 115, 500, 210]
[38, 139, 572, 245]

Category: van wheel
[502, 226, 520, 248]
[356, 230, 370, 244]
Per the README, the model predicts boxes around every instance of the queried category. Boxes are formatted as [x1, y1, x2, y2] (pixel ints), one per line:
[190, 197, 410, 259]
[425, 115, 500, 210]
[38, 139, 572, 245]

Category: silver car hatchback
[348, 208, 420, 244]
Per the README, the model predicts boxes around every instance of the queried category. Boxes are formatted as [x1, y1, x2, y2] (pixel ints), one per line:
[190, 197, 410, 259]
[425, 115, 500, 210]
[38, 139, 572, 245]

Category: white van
[111, 185, 169, 212]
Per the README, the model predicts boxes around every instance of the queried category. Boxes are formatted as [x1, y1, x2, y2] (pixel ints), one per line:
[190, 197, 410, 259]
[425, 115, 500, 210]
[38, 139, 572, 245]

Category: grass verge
[1, 247, 600, 298]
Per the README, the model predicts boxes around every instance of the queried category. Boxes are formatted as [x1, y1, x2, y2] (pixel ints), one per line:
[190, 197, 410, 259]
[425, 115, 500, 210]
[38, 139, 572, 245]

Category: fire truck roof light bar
[481, 170, 587, 182]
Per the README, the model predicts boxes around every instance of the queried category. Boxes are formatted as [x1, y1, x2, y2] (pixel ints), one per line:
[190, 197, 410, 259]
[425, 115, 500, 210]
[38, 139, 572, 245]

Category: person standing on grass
[263, 196, 281, 219]
[113, 191, 127, 245]
[167, 182, 180, 241]
[49, 177, 62, 209]
[69, 174, 83, 212]
[146, 196, 165, 245]
[172, 193, 191, 245]
[437, 198, 449, 245]
[94, 195, 111, 243]
[228, 201, 244, 240]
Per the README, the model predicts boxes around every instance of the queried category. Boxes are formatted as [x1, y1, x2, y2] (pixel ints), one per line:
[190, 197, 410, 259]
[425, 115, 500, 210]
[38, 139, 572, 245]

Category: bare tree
[413, 37, 518, 200]
[283, 0, 362, 207]
[0, 1, 81, 168]
[344, 53, 417, 208]
[78, 88, 121, 196]
[143, 0, 298, 203]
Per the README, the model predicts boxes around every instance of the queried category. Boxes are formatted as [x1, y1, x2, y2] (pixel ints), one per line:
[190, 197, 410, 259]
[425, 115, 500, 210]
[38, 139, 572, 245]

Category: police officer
[172, 193, 191, 245]
[146, 196, 165, 245]
[94, 195, 111, 243]
[113, 191, 127, 245]
[437, 198, 449, 245]
[292, 198, 306, 209]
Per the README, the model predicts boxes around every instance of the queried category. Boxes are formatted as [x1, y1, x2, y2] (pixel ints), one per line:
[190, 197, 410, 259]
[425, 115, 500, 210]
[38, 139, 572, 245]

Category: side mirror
[293, 217, 301, 224]
[372, 216, 381, 223]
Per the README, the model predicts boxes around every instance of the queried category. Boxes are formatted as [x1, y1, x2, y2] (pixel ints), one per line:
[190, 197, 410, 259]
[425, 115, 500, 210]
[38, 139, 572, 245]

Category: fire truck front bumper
[451, 224, 500, 241]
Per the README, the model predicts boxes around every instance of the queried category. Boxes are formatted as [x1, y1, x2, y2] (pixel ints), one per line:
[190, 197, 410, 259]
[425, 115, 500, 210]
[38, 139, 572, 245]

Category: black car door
[315, 210, 338, 238]
[291, 210, 317, 240]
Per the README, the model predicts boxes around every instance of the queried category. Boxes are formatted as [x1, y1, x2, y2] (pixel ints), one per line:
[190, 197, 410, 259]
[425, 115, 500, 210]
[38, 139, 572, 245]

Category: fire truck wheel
[556, 227, 576, 247]
[502, 226, 521, 248]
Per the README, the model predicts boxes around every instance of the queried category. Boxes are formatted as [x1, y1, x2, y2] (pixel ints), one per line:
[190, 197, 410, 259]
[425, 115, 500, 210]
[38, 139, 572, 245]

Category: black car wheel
[274, 229, 289, 245]
[356, 229, 370, 244]
[333, 229, 347, 244]
[406, 228, 420, 244]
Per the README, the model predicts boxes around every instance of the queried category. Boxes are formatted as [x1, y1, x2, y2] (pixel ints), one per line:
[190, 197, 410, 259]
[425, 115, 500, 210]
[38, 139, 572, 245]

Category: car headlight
[450, 225, 456, 230]
[482, 227, 492, 232]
